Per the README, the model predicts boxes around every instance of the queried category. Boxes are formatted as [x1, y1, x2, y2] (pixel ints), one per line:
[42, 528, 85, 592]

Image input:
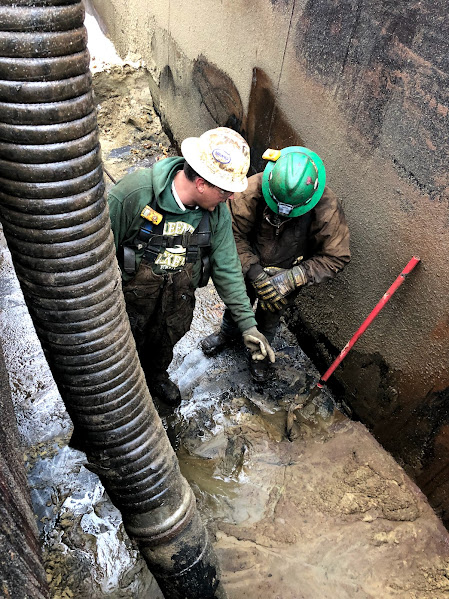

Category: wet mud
[170, 285, 449, 599]
[0, 56, 448, 599]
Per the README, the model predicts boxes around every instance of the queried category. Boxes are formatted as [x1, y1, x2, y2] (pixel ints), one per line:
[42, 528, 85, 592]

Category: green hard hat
[261, 147, 326, 217]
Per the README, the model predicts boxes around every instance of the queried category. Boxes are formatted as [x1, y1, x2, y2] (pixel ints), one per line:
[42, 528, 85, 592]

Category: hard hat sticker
[212, 149, 231, 164]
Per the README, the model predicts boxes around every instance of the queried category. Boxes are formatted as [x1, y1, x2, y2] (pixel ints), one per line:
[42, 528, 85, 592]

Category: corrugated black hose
[0, 1, 225, 597]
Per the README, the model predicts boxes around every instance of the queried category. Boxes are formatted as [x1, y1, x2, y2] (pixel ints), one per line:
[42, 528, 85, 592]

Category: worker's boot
[249, 356, 271, 383]
[200, 329, 236, 357]
[149, 376, 182, 407]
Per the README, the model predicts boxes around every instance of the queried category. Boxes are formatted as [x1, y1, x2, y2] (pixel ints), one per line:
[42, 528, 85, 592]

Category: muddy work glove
[258, 267, 287, 312]
[253, 266, 306, 313]
[252, 270, 288, 312]
[242, 327, 275, 363]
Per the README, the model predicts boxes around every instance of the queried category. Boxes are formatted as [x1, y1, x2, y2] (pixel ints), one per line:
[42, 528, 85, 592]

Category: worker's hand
[255, 267, 286, 312]
[242, 327, 275, 363]
[259, 299, 282, 313]
[254, 266, 307, 311]
[252, 271, 288, 311]
[263, 266, 284, 277]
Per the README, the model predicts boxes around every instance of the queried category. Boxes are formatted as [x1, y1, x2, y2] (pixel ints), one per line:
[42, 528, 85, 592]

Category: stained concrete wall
[89, 0, 449, 523]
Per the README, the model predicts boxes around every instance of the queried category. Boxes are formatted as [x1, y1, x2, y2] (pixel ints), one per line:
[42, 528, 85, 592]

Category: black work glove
[254, 266, 307, 312]
[252, 270, 288, 311]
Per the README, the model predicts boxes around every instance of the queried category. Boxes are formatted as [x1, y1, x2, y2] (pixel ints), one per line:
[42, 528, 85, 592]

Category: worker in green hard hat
[200, 146, 351, 382]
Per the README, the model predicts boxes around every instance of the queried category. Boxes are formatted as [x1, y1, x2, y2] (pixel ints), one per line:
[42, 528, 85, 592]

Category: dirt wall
[89, 0, 449, 524]
[0, 342, 49, 598]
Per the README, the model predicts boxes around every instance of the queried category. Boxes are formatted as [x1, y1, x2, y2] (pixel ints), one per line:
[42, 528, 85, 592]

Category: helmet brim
[261, 146, 326, 217]
[181, 137, 248, 193]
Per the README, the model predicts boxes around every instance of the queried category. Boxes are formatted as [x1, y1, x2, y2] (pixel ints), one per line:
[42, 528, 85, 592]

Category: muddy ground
[1, 60, 449, 599]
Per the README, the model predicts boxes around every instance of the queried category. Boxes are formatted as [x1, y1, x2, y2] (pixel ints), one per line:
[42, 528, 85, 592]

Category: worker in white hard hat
[108, 127, 275, 408]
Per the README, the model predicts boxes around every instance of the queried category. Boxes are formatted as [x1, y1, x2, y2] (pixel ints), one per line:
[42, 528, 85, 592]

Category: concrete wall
[89, 0, 449, 523]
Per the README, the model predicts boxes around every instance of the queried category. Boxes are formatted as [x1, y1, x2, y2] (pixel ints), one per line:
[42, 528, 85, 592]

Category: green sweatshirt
[108, 157, 257, 333]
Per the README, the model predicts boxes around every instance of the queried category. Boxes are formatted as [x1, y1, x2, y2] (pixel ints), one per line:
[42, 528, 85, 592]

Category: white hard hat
[181, 127, 250, 192]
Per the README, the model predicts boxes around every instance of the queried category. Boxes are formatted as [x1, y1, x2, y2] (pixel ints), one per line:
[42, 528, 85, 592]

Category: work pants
[122, 263, 196, 385]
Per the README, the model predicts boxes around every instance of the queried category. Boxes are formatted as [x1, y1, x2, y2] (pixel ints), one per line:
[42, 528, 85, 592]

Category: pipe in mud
[0, 1, 224, 597]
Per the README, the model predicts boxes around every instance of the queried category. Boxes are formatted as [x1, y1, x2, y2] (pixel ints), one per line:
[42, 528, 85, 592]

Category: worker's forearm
[300, 252, 351, 285]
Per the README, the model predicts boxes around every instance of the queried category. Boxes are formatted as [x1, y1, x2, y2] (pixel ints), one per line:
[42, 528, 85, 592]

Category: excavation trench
[0, 58, 448, 598]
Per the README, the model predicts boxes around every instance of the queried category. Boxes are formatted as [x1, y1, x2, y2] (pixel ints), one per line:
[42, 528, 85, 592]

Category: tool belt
[122, 210, 212, 287]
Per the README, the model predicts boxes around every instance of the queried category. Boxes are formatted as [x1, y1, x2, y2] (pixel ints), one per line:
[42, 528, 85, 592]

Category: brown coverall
[222, 172, 351, 341]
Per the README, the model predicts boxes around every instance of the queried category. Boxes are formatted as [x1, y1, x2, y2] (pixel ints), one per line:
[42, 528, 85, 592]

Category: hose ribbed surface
[0, 0, 193, 535]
